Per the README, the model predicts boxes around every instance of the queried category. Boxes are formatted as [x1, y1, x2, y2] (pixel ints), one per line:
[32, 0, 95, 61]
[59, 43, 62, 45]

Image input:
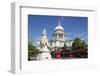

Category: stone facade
[36, 20, 73, 52]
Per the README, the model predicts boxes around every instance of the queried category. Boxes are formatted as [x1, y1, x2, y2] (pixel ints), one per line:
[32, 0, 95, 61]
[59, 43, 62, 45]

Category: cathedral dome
[54, 20, 64, 31]
[55, 25, 64, 31]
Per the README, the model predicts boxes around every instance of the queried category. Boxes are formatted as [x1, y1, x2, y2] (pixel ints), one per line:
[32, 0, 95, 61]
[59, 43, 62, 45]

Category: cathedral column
[63, 34, 64, 39]
[57, 34, 59, 39]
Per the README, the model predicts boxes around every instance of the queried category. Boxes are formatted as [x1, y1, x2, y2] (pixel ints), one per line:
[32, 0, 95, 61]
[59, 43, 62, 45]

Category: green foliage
[81, 40, 88, 49]
[72, 37, 87, 50]
[28, 40, 39, 59]
[63, 42, 67, 49]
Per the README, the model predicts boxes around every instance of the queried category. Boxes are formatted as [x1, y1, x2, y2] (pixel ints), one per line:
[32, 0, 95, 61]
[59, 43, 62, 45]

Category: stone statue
[37, 28, 51, 60]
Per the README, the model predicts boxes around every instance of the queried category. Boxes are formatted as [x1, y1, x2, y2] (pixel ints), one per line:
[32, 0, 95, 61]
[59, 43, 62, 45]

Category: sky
[28, 15, 88, 44]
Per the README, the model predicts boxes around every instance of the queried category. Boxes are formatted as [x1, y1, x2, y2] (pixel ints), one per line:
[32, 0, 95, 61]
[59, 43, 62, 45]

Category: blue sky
[28, 15, 88, 44]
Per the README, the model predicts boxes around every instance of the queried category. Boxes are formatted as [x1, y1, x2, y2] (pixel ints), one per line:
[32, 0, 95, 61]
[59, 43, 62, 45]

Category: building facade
[35, 20, 73, 51]
[49, 20, 66, 49]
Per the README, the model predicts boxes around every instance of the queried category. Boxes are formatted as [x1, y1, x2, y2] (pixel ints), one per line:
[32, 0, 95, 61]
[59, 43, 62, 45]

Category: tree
[63, 41, 67, 49]
[72, 37, 81, 50]
[81, 40, 87, 50]
[28, 39, 39, 60]
[72, 37, 87, 50]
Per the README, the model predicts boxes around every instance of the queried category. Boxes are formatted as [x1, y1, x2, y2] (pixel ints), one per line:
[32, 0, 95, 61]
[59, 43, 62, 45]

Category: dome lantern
[54, 20, 64, 31]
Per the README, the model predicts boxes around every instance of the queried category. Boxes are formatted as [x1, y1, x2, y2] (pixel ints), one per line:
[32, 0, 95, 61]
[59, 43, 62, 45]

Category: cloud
[74, 33, 88, 42]
[65, 32, 88, 41]
[66, 32, 73, 40]
[67, 32, 71, 35]
[74, 33, 85, 38]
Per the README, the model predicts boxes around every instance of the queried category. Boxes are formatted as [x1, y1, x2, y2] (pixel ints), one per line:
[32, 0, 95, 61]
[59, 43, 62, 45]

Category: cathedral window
[59, 34, 63, 39]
